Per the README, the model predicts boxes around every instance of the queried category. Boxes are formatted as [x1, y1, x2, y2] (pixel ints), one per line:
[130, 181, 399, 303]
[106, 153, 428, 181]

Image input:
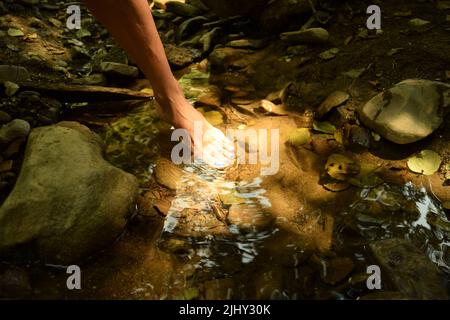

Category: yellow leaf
[407, 150, 442, 176]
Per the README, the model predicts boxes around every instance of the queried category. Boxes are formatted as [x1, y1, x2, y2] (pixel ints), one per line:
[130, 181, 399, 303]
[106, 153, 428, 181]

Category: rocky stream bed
[0, 0, 449, 300]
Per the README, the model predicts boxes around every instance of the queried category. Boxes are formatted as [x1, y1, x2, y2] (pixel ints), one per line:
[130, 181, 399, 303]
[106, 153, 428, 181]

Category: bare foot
[157, 97, 235, 169]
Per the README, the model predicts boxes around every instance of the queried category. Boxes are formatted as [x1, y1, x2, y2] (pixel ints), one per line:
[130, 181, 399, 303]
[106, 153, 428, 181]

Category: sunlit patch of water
[160, 159, 276, 271]
[100, 101, 168, 185]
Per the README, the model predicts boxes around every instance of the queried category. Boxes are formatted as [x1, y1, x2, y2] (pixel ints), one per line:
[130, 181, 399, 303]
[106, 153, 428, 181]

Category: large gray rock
[358, 79, 450, 144]
[0, 122, 139, 263]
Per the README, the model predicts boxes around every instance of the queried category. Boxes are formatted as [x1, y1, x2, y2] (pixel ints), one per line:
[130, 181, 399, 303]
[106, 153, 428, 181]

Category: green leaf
[76, 28, 91, 38]
[287, 128, 311, 147]
[313, 121, 336, 134]
[203, 110, 223, 126]
[342, 68, 365, 79]
[48, 17, 62, 28]
[407, 150, 442, 175]
[319, 48, 340, 60]
[7, 28, 24, 37]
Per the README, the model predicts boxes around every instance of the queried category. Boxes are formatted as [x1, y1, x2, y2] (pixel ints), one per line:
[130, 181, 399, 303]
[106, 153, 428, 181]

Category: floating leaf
[407, 150, 442, 175]
[204, 110, 223, 126]
[323, 180, 351, 192]
[325, 154, 360, 181]
[287, 128, 311, 147]
[7, 28, 24, 37]
[321, 175, 351, 192]
[313, 121, 336, 134]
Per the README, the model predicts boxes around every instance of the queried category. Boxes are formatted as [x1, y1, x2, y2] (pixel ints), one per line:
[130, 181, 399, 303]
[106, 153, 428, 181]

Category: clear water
[87, 63, 450, 299]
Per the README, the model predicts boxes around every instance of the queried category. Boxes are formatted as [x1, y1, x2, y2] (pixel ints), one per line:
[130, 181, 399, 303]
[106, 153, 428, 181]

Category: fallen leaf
[325, 154, 360, 181]
[319, 48, 340, 60]
[322, 176, 351, 192]
[7, 28, 24, 37]
[342, 68, 366, 79]
[407, 150, 442, 175]
[313, 121, 336, 134]
[203, 110, 223, 126]
[76, 28, 91, 38]
[256, 99, 289, 115]
[317, 91, 349, 118]
[4, 81, 19, 97]
[287, 128, 312, 147]
[334, 129, 344, 144]
[49, 17, 62, 28]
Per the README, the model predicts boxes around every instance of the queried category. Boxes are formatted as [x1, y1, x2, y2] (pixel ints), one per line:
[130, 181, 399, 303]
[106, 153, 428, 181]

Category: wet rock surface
[0, 122, 139, 263]
[359, 80, 450, 144]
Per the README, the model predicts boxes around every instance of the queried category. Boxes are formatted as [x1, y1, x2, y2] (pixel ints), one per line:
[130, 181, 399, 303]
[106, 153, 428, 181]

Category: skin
[82, 0, 234, 167]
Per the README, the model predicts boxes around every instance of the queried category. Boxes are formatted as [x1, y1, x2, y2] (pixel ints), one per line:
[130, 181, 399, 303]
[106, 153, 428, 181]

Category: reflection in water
[101, 101, 165, 184]
[338, 182, 450, 274]
[160, 159, 276, 269]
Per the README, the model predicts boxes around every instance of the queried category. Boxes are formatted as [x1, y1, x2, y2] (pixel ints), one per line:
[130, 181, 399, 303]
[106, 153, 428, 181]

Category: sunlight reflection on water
[160, 159, 276, 267]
